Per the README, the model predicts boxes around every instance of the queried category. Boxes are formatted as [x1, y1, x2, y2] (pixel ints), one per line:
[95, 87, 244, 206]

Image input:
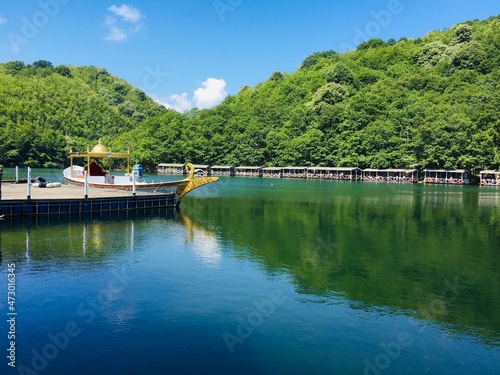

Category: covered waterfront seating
[479, 170, 500, 186]
[191, 164, 209, 176]
[282, 167, 307, 179]
[157, 163, 185, 174]
[362, 168, 418, 183]
[262, 167, 282, 178]
[307, 167, 362, 180]
[235, 166, 262, 177]
[209, 165, 234, 176]
[423, 169, 469, 185]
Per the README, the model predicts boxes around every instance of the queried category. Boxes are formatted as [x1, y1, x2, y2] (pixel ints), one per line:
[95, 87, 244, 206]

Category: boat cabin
[68, 140, 131, 179]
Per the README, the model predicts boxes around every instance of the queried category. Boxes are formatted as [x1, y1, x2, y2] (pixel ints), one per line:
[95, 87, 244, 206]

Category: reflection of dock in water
[179, 211, 221, 265]
[1, 208, 220, 266]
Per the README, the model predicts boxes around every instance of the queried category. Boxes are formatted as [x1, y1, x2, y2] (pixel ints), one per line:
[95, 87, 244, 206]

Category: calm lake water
[1, 169, 500, 374]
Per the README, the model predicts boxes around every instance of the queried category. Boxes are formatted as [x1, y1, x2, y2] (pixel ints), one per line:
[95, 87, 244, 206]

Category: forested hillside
[0, 61, 165, 167]
[1, 15, 499, 173]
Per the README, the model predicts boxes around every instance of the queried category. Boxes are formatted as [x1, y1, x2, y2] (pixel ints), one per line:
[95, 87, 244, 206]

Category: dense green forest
[1, 15, 500, 174]
[0, 61, 166, 167]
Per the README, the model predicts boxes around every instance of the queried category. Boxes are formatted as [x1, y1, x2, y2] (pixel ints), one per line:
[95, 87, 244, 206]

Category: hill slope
[0, 62, 165, 167]
[1, 15, 499, 173]
[124, 15, 500, 173]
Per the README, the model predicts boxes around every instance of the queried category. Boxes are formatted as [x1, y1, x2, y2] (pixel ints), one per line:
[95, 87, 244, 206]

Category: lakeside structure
[282, 167, 307, 179]
[363, 168, 418, 183]
[307, 167, 362, 180]
[235, 166, 262, 177]
[480, 170, 500, 186]
[262, 167, 282, 178]
[423, 169, 469, 185]
[153, 163, 489, 185]
[157, 163, 185, 174]
[210, 165, 234, 176]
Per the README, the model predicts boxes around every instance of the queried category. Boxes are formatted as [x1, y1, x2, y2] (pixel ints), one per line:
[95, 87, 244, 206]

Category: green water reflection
[183, 178, 500, 345]
[1, 178, 499, 350]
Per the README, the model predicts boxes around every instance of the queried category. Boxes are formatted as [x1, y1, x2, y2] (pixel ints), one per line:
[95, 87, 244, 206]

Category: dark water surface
[1, 171, 499, 374]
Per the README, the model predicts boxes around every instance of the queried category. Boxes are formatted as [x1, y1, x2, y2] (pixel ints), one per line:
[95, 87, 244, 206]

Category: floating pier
[262, 167, 282, 178]
[282, 167, 307, 179]
[156, 163, 185, 174]
[235, 166, 262, 177]
[0, 183, 176, 217]
[307, 167, 362, 180]
[423, 169, 469, 184]
[362, 168, 418, 183]
[154, 162, 488, 185]
[210, 165, 234, 176]
[480, 170, 500, 186]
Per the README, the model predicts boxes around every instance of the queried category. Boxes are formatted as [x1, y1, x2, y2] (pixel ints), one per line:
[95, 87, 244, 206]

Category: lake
[1, 170, 499, 374]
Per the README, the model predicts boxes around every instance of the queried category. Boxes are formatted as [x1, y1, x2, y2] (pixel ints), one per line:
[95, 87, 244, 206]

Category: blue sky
[1, 0, 499, 111]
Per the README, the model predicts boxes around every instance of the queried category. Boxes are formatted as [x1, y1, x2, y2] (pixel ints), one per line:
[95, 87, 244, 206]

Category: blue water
[1, 170, 499, 374]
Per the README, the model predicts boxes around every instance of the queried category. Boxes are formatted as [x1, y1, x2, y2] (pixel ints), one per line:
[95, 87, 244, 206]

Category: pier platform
[0, 183, 176, 217]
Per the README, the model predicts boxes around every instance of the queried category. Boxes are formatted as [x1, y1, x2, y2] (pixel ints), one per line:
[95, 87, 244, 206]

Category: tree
[454, 24, 473, 44]
[357, 38, 387, 50]
[450, 42, 486, 70]
[4, 61, 25, 75]
[55, 65, 72, 78]
[32, 60, 53, 69]
[418, 41, 448, 68]
[325, 62, 354, 85]
[269, 71, 284, 81]
[310, 83, 349, 107]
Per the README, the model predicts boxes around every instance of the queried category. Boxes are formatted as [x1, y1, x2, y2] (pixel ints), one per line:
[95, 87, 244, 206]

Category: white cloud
[108, 4, 143, 23]
[0, 14, 7, 25]
[150, 78, 228, 113]
[193, 78, 228, 109]
[104, 4, 144, 42]
[105, 26, 128, 41]
[105, 15, 116, 26]
[151, 93, 193, 113]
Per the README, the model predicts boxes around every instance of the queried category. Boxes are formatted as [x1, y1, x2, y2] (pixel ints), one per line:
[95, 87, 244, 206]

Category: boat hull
[63, 166, 218, 197]
[63, 176, 180, 191]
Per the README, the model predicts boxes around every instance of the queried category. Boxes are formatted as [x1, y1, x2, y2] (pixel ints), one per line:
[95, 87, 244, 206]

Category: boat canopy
[69, 140, 131, 176]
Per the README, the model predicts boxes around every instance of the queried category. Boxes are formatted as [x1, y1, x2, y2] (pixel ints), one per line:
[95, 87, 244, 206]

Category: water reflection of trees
[0, 209, 181, 263]
[185, 191, 500, 344]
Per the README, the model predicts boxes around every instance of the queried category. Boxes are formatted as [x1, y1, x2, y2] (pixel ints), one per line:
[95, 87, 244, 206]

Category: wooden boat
[63, 141, 218, 199]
